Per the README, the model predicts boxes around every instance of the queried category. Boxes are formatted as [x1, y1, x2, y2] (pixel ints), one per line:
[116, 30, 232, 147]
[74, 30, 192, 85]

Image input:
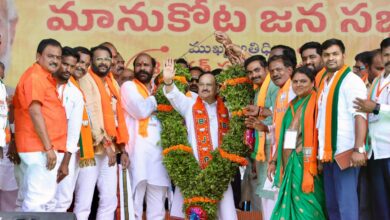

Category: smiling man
[13, 38, 67, 211]
[316, 38, 367, 220]
[74, 45, 129, 220]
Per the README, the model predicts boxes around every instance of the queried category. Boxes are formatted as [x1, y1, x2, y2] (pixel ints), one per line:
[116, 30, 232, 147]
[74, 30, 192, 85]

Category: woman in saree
[268, 66, 326, 220]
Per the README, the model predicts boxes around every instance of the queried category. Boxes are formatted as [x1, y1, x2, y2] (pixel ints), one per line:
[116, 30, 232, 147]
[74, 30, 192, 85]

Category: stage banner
[2, 0, 389, 86]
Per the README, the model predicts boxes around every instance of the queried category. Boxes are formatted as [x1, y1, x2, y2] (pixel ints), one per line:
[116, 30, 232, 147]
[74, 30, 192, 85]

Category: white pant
[133, 181, 167, 220]
[74, 154, 117, 220]
[261, 192, 278, 220]
[17, 151, 59, 211]
[0, 189, 18, 211]
[47, 152, 79, 212]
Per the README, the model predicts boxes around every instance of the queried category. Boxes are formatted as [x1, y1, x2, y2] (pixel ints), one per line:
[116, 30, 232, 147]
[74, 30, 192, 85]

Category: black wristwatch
[373, 103, 381, 115]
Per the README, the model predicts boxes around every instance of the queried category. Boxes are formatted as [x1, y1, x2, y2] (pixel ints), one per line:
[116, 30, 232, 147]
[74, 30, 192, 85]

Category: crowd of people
[0, 34, 389, 220]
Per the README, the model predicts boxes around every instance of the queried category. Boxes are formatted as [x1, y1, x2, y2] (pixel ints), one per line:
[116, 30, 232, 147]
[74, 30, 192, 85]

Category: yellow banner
[2, 0, 389, 86]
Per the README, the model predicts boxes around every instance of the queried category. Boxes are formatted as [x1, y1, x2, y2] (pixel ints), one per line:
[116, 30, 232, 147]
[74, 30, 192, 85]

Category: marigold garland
[184, 197, 218, 204]
[158, 75, 188, 85]
[219, 148, 248, 166]
[156, 65, 253, 219]
[157, 104, 174, 112]
[163, 144, 193, 156]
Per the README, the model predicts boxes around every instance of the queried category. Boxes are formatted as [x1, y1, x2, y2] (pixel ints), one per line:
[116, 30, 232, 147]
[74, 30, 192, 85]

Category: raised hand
[163, 58, 176, 84]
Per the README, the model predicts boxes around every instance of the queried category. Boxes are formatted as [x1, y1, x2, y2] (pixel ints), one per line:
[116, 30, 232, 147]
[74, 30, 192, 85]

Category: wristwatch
[353, 146, 365, 154]
[373, 103, 381, 115]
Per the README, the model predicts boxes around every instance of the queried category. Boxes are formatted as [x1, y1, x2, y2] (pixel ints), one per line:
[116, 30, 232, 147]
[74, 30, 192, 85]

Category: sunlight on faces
[322, 45, 345, 73]
[268, 59, 292, 87]
[382, 47, 390, 74]
[134, 54, 154, 84]
[37, 45, 62, 74]
[198, 73, 217, 103]
[301, 48, 323, 72]
[92, 49, 111, 77]
[292, 72, 314, 98]
[73, 52, 91, 80]
[245, 60, 267, 85]
[58, 55, 77, 81]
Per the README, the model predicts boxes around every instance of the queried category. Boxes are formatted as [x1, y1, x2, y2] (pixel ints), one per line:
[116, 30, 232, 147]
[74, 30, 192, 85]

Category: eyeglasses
[95, 57, 112, 62]
[190, 78, 199, 83]
[198, 83, 214, 88]
[353, 65, 365, 71]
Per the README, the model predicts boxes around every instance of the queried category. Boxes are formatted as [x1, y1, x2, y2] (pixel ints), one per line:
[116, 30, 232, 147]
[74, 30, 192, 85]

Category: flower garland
[155, 65, 253, 219]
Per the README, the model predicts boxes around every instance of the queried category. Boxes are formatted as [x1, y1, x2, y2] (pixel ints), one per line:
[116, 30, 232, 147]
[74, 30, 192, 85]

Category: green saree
[271, 95, 326, 220]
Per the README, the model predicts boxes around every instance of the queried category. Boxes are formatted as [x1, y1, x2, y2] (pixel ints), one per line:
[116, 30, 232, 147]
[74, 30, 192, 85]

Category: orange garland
[157, 104, 174, 112]
[231, 110, 243, 117]
[220, 77, 251, 90]
[163, 144, 193, 156]
[184, 197, 218, 204]
[159, 76, 188, 84]
[219, 148, 248, 166]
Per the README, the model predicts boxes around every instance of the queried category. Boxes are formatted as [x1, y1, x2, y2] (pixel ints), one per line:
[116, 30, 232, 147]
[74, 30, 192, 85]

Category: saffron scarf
[88, 69, 129, 145]
[274, 91, 318, 192]
[133, 79, 151, 137]
[251, 74, 271, 161]
[193, 96, 229, 169]
[317, 65, 350, 161]
[69, 76, 95, 167]
[272, 79, 291, 160]
[315, 68, 327, 89]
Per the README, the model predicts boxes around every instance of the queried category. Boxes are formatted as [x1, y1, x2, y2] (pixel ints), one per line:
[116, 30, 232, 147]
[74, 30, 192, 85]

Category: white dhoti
[17, 151, 59, 212]
[260, 193, 278, 220]
[47, 152, 79, 212]
[74, 153, 117, 220]
[0, 145, 18, 211]
[170, 185, 237, 220]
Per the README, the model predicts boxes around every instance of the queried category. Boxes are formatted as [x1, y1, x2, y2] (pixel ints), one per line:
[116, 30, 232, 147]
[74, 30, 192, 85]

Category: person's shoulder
[68, 81, 83, 98]
[344, 71, 366, 88]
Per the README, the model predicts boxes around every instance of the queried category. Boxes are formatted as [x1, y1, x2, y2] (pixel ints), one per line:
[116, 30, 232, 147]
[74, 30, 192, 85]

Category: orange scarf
[317, 65, 350, 161]
[69, 76, 95, 166]
[193, 96, 229, 169]
[272, 79, 291, 160]
[133, 79, 151, 137]
[315, 68, 327, 89]
[252, 74, 271, 161]
[301, 90, 318, 193]
[88, 69, 129, 145]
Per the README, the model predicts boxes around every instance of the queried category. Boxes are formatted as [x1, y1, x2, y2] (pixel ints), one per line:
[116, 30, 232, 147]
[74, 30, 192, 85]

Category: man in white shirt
[48, 46, 84, 211]
[316, 39, 367, 220]
[121, 53, 170, 220]
[0, 61, 17, 211]
[353, 37, 390, 219]
[162, 59, 237, 220]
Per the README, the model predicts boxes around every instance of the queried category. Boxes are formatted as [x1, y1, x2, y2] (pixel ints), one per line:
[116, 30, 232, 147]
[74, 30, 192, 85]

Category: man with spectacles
[188, 66, 204, 95]
[163, 59, 237, 220]
[74, 45, 130, 220]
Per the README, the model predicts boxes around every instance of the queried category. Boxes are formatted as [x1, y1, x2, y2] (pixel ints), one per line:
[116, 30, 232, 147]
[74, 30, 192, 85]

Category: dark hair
[292, 66, 315, 82]
[74, 46, 92, 58]
[299, 41, 322, 56]
[133, 53, 156, 68]
[211, 68, 223, 76]
[0, 61, 4, 70]
[175, 58, 189, 68]
[189, 66, 204, 74]
[62, 46, 80, 62]
[367, 49, 381, 67]
[90, 45, 112, 59]
[380, 37, 390, 52]
[271, 45, 297, 68]
[321, 38, 345, 54]
[268, 55, 293, 68]
[244, 55, 267, 70]
[354, 51, 371, 64]
[36, 38, 62, 54]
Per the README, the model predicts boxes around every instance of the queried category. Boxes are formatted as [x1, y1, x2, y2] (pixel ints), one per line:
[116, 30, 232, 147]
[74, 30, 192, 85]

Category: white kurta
[0, 81, 17, 196]
[120, 81, 170, 192]
[49, 81, 84, 212]
[164, 85, 237, 220]
[316, 70, 367, 159]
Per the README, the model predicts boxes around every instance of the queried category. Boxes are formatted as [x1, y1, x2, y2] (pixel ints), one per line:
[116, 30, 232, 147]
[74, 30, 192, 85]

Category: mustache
[385, 61, 390, 67]
[250, 76, 261, 81]
[49, 63, 58, 67]
[98, 64, 108, 68]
